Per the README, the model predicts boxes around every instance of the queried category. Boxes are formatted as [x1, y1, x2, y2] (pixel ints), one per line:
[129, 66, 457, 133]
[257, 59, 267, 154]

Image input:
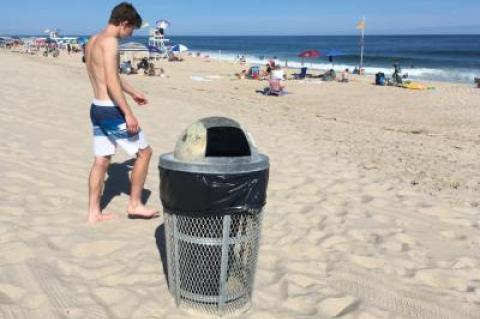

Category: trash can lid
[159, 117, 269, 174]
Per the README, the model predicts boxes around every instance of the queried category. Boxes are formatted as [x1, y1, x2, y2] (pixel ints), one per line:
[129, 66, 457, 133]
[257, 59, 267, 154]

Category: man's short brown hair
[109, 2, 142, 29]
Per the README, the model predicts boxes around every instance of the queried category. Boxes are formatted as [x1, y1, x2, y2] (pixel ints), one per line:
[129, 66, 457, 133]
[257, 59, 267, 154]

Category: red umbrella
[298, 49, 321, 58]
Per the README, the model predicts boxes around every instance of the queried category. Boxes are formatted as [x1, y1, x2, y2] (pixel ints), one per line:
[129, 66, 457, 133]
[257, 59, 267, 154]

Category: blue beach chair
[293, 67, 308, 79]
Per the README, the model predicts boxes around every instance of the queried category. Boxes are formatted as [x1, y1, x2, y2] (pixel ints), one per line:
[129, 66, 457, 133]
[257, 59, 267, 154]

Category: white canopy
[119, 42, 148, 52]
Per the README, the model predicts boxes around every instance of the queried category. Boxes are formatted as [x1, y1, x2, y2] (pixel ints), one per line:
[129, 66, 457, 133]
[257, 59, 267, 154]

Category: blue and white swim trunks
[90, 99, 148, 156]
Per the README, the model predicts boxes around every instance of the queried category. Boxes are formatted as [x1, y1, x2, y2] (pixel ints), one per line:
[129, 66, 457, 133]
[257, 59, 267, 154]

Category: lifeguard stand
[148, 19, 171, 59]
[45, 28, 63, 40]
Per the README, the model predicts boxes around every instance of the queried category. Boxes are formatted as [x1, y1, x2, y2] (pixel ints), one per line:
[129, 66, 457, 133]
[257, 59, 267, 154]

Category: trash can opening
[206, 127, 251, 157]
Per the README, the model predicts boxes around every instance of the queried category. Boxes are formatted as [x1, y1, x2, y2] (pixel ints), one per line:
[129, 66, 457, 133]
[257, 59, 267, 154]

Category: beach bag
[375, 72, 386, 86]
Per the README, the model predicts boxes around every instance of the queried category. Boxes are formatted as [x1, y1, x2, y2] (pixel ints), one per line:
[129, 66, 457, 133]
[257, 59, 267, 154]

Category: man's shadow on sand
[100, 160, 170, 283]
[100, 159, 152, 210]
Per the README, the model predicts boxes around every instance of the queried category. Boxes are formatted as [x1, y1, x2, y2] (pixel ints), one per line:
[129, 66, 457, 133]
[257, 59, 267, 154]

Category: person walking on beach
[85, 2, 158, 223]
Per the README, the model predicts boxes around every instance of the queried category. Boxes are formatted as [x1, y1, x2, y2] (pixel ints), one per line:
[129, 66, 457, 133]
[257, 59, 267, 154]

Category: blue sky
[1, 0, 479, 36]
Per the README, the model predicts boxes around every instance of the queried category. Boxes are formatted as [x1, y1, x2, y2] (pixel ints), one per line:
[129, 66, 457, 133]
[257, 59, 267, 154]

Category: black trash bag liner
[160, 168, 269, 217]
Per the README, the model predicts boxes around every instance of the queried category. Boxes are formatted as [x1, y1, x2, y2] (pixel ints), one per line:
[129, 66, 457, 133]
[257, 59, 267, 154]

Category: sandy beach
[1, 50, 480, 318]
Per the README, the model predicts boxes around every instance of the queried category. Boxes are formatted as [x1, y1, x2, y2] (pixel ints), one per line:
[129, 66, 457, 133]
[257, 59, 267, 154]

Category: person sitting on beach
[121, 62, 129, 74]
[266, 59, 276, 74]
[129, 66, 138, 75]
[260, 78, 285, 96]
[270, 65, 285, 80]
[269, 59, 276, 69]
[265, 63, 272, 76]
[168, 54, 183, 62]
[137, 57, 149, 70]
[340, 68, 349, 82]
[84, 2, 158, 222]
[323, 69, 336, 81]
[144, 62, 156, 76]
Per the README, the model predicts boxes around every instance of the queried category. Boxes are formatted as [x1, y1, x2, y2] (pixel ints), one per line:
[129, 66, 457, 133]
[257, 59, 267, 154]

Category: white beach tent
[119, 42, 149, 63]
[119, 42, 149, 52]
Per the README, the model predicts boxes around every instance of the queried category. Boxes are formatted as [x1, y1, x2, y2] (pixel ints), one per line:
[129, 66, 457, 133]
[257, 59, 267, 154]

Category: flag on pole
[357, 17, 366, 69]
[356, 18, 366, 30]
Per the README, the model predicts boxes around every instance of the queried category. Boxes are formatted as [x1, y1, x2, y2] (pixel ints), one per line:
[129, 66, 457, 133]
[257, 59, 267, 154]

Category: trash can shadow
[154, 224, 170, 285]
[100, 159, 152, 210]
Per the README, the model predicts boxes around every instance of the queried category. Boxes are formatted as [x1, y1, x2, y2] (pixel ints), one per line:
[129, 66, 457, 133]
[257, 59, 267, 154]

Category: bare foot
[127, 204, 159, 220]
[87, 212, 117, 224]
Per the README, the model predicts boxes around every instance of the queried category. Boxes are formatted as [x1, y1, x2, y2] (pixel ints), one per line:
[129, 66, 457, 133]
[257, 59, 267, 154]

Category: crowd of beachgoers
[5, 34, 473, 97]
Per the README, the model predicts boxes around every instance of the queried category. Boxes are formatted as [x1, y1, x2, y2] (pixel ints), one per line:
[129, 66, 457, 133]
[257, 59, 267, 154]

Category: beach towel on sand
[401, 82, 435, 90]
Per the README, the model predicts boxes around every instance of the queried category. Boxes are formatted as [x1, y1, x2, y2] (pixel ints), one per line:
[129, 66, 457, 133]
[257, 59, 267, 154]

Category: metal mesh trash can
[159, 117, 269, 316]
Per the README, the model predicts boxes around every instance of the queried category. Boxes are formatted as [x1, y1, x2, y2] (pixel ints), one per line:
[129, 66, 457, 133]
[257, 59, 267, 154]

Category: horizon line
[4, 33, 480, 37]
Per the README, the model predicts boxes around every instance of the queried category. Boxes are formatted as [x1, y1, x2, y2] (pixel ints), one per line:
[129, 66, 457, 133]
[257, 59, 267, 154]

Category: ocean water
[130, 35, 480, 83]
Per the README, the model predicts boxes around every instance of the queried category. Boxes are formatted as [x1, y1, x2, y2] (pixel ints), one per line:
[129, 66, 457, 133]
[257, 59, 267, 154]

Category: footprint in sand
[255, 270, 282, 287]
[415, 268, 475, 292]
[330, 265, 480, 319]
[30, 263, 109, 319]
[0, 304, 29, 319]
[0, 242, 34, 265]
[71, 241, 126, 258]
[317, 295, 359, 318]
[40, 139, 64, 148]
[283, 295, 319, 316]
[0, 284, 27, 304]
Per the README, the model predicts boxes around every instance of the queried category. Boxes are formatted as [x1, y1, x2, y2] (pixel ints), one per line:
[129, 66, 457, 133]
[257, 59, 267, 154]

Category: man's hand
[125, 114, 139, 134]
[131, 91, 148, 106]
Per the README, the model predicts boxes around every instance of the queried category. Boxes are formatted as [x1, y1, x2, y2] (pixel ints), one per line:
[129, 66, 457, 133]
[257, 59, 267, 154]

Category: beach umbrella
[298, 49, 321, 59]
[297, 49, 321, 67]
[324, 49, 345, 68]
[156, 19, 170, 30]
[171, 44, 188, 53]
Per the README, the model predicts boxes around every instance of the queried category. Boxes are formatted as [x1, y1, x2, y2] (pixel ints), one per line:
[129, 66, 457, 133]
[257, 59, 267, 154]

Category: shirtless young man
[85, 2, 158, 223]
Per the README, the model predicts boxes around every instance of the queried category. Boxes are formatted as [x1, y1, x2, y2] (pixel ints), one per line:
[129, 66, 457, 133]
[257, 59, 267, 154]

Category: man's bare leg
[88, 156, 116, 223]
[127, 146, 159, 218]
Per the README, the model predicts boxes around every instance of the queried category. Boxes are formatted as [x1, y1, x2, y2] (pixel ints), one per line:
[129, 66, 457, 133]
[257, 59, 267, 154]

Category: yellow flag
[356, 18, 366, 30]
